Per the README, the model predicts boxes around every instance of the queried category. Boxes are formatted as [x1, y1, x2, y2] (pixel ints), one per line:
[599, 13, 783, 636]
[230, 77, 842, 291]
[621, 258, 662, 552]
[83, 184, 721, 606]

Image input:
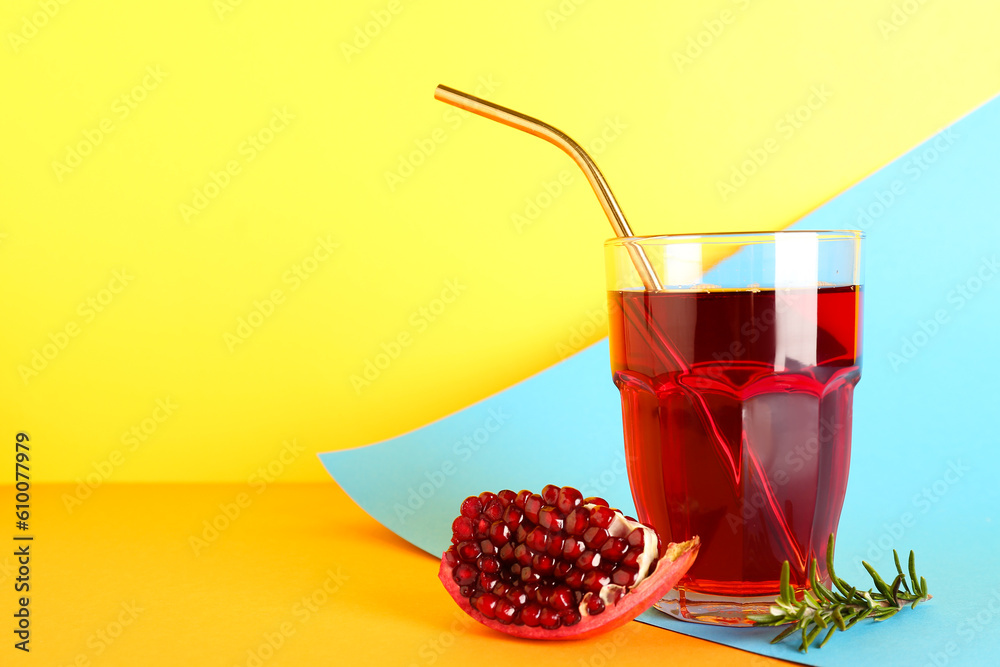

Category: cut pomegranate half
[438, 485, 699, 639]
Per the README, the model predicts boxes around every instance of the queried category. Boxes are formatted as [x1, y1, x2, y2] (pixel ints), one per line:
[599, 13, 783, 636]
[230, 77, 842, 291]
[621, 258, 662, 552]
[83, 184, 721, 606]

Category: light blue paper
[323, 94, 1000, 665]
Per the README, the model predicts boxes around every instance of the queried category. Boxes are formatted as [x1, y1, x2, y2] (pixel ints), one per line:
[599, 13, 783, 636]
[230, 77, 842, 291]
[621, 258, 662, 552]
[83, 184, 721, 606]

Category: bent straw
[434, 84, 662, 292]
[434, 85, 803, 569]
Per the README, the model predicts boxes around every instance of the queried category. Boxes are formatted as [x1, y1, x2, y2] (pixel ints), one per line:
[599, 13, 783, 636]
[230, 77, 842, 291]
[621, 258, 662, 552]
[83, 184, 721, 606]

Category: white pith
[578, 505, 659, 615]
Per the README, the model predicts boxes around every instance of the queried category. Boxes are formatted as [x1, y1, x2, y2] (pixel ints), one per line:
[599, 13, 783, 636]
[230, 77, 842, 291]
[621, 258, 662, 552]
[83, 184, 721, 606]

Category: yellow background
[3, 1, 999, 483]
[3, 1, 999, 665]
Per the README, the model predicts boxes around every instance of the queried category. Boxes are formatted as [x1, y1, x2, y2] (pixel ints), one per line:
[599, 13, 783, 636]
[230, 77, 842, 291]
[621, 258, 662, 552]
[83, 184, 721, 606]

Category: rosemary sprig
[748, 534, 931, 652]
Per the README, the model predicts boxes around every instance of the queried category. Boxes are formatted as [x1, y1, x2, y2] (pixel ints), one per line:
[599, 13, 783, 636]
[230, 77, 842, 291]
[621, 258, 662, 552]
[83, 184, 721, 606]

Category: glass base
[654, 589, 777, 626]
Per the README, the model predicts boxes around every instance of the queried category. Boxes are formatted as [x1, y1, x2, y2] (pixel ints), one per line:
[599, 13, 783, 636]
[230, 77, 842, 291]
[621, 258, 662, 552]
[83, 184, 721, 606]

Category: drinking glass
[605, 230, 864, 625]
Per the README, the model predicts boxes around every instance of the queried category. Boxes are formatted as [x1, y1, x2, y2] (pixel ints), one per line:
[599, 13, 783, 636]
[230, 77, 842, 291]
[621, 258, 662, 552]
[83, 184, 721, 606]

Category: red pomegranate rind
[440, 536, 698, 640]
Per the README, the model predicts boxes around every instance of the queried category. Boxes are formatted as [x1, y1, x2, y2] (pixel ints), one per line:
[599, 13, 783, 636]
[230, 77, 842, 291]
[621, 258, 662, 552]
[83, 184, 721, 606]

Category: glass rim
[604, 229, 864, 246]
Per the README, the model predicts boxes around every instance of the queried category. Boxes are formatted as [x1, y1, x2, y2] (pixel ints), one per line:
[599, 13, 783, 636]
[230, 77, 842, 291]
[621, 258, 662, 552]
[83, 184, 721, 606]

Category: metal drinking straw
[434, 84, 662, 292]
[434, 85, 804, 570]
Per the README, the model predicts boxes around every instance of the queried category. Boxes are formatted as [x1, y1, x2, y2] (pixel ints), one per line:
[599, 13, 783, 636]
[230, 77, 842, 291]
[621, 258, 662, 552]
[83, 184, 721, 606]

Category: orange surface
[3, 483, 795, 666]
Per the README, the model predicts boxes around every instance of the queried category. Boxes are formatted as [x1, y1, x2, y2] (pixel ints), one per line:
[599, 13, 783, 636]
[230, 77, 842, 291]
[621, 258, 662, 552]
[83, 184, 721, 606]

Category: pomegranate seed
[479, 572, 500, 591]
[562, 537, 585, 559]
[546, 533, 565, 558]
[457, 541, 481, 562]
[622, 549, 642, 569]
[505, 587, 528, 608]
[583, 526, 609, 549]
[443, 546, 459, 568]
[541, 484, 561, 505]
[538, 506, 563, 532]
[585, 595, 605, 615]
[453, 563, 477, 586]
[474, 517, 490, 539]
[532, 553, 555, 575]
[589, 506, 615, 529]
[493, 583, 508, 597]
[575, 551, 601, 571]
[495, 599, 516, 624]
[564, 507, 589, 536]
[502, 505, 523, 530]
[520, 566, 541, 583]
[536, 584, 554, 605]
[461, 496, 483, 518]
[526, 527, 549, 552]
[553, 560, 574, 578]
[508, 565, 520, 579]
[524, 494, 544, 523]
[556, 486, 583, 514]
[514, 544, 533, 566]
[626, 527, 646, 549]
[483, 499, 503, 522]
[560, 609, 581, 626]
[583, 496, 609, 507]
[514, 525, 528, 544]
[478, 555, 501, 574]
[599, 560, 615, 575]
[479, 491, 498, 507]
[549, 585, 574, 611]
[583, 570, 611, 593]
[600, 537, 628, 561]
[539, 607, 562, 629]
[476, 593, 499, 618]
[452, 516, 475, 542]
[479, 539, 496, 556]
[498, 543, 515, 562]
[611, 567, 638, 587]
[564, 569, 585, 588]
[460, 585, 475, 597]
[497, 489, 517, 507]
[520, 603, 542, 627]
[514, 490, 531, 509]
[489, 521, 511, 546]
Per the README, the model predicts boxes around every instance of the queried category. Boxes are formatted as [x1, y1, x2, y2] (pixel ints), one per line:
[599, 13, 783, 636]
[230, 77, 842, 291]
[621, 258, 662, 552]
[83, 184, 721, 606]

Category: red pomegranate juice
[608, 286, 861, 596]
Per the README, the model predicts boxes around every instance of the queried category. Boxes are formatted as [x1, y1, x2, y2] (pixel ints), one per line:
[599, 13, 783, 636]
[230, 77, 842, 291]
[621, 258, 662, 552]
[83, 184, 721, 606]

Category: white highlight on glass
[774, 232, 818, 371]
